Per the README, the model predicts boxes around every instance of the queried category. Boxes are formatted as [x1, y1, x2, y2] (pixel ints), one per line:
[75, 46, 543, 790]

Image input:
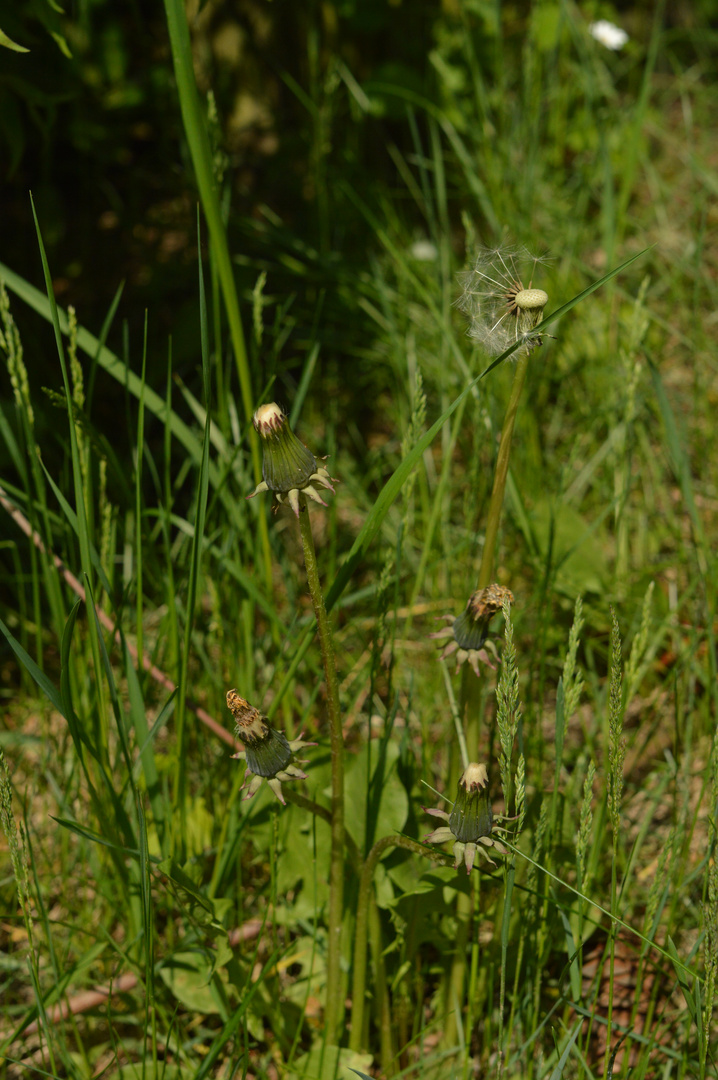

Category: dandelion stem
[297, 494, 344, 1044]
[350, 835, 447, 1053]
[441, 658, 470, 770]
[444, 348, 530, 1044]
[477, 351, 530, 589]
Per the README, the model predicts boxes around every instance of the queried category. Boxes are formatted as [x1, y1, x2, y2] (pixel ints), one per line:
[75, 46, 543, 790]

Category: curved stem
[350, 835, 448, 1053]
[477, 351, 530, 589]
[297, 496, 344, 1045]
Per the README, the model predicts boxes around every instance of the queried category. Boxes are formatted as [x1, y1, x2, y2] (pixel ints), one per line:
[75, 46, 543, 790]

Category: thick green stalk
[297, 496, 344, 1045]
[350, 835, 446, 1053]
[368, 898, 394, 1074]
[477, 350, 530, 589]
[443, 890, 471, 1049]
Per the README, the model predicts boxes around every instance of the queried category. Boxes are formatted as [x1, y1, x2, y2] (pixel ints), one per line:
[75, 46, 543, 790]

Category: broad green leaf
[159, 950, 221, 1013]
[344, 740, 408, 852]
[529, 500, 608, 595]
[287, 1044, 373, 1080]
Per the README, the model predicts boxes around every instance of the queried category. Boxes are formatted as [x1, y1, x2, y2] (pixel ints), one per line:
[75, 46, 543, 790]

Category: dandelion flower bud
[424, 762, 506, 872]
[449, 763, 492, 846]
[227, 689, 316, 805]
[429, 584, 514, 677]
[246, 402, 337, 517]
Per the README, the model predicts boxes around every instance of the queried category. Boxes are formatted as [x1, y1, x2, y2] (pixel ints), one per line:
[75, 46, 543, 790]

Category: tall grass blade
[0, 614, 64, 715]
[172, 215, 213, 857]
[30, 200, 108, 761]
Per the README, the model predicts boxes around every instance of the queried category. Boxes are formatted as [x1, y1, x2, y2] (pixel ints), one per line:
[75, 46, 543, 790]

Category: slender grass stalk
[576, 760, 596, 1007]
[135, 313, 148, 677]
[160, 0, 249, 421]
[462, 871, 481, 1080]
[441, 659, 470, 771]
[497, 860, 516, 1079]
[402, 393, 469, 639]
[161, 0, 275, 594]
[296, 494, 345, 1044]
[0, 282, 65, 644]
[0, 748, 36, 956]
[477, 351, 530, 590]
[30, 199, 108, 765]
[605, 608, 626, 1079]
[172, 222, 213, 858]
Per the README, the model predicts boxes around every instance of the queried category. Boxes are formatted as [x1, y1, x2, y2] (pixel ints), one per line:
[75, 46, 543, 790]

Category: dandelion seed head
[456, 244, 551, 358]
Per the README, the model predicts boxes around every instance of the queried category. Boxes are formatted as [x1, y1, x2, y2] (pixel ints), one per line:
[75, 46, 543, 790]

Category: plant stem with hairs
[350, 835, 447, 1053]
[297, 494, 345, 1045]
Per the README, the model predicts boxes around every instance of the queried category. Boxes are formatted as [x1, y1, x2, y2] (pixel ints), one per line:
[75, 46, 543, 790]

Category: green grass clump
[1, 2, 717, 1079]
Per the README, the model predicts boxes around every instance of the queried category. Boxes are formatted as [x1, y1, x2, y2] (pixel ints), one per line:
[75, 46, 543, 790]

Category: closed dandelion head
[456, 244, 551, 357]
[227, 689, 315, 805]
[430, 584, 514, 677]
[424, 762, 508, 872]
[246, 402, 337, 517]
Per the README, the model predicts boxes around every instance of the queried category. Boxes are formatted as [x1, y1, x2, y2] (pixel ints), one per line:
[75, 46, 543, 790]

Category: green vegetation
[1, 1, 716, 1078]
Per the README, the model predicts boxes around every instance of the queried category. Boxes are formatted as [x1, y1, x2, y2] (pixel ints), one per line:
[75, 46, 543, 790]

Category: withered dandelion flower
[227, 689, 315, 805]
[430, 584, 514, 677]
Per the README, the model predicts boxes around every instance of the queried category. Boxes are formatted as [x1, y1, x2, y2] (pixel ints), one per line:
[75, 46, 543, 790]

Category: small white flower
[410, 239, 438, 262]
[589, 20, 629, 50]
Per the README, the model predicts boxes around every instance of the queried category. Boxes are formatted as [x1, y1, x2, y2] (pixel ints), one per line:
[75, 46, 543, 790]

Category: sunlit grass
[1, 3, 717, 1079]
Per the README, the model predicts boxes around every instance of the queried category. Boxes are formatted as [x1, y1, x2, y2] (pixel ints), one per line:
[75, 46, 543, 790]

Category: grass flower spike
[456, 244, 550, 356]
[246, 402, 337, 516]
[227, 690, 315, 805]
[430, 584, 514, 676]
[424, 763, 507, 872]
